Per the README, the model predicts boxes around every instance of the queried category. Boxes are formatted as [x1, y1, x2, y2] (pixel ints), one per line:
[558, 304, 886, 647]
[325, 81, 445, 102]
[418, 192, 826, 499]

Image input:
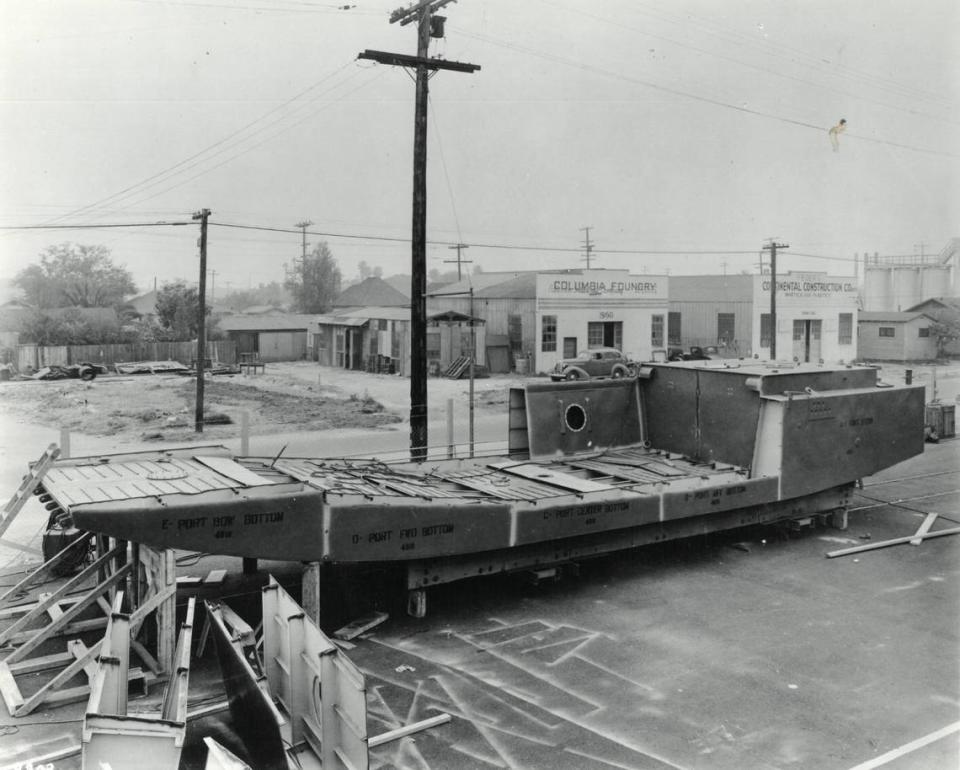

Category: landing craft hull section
[41, 362, 926, 567]
[67, 486, 327, 561]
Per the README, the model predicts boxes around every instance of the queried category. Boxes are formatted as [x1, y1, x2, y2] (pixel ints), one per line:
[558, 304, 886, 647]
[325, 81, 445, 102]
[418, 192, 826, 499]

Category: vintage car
[549, 347, 635, 381]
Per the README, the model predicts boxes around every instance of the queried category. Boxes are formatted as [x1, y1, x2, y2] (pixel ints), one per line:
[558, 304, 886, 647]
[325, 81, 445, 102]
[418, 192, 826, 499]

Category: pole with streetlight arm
[427, 288, 476, 458]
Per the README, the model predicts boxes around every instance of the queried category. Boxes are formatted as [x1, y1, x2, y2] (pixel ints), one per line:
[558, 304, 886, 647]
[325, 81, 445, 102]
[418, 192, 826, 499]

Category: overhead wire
[0, 217, 882, 268]
[46, 59, 366, 225]
[624, 0, 955, 108]
[459, 30, 959, 159]
[537, 0, 959, 127]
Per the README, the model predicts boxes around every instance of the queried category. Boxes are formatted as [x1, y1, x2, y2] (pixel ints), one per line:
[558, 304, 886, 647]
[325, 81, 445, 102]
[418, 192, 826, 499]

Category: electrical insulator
[430, 15, 446, 38]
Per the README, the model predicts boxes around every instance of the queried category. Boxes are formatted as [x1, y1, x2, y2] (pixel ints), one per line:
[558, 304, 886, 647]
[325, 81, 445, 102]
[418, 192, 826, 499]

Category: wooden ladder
[0, 442, 60, 553]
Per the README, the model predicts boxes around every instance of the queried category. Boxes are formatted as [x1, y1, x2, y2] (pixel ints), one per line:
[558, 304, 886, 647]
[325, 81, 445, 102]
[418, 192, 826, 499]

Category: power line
[461, 31, 960, 159]
[0, 218, 891, 267]
[45, 60, 363, 225]
[541, 0, 959, 127]
[625, 0, 954, 108]
[0, 221, 193, 230]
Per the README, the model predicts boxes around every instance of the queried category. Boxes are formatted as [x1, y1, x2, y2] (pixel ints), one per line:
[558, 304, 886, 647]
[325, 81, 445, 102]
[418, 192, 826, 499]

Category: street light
[426, 287, 476, 458]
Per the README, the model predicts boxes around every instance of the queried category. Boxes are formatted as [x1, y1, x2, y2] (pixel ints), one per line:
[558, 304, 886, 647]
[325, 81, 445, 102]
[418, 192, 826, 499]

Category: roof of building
[218, 314, 315, 332]
[859, 311, 933, 323]
[335, 306, 410, 322]
[428, 310, 485, 324]
[334, 277, 409, 308]
[125, 289, 158, 314]
[905, 296, 960, 313]
[432, 272, 538, 300]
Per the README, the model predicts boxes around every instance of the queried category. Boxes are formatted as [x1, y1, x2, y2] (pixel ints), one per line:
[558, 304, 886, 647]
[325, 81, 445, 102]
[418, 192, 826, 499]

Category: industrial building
[426, 268, 668, 374]
[669, 271, 860, 363]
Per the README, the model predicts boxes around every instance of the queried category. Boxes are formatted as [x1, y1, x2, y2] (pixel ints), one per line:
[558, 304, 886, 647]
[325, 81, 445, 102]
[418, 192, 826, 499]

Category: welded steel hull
[37, 361, 925, 566]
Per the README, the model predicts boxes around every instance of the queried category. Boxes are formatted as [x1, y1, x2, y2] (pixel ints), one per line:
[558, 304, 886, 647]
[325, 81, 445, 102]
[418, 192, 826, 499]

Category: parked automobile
[667, 346, 712, 361]
[550, 347, 635, 381]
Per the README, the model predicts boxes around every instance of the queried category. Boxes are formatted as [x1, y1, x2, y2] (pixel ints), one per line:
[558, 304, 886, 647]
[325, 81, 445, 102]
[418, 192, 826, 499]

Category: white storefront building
[668, 271, 859, 363]
[535, 269, 669, 373]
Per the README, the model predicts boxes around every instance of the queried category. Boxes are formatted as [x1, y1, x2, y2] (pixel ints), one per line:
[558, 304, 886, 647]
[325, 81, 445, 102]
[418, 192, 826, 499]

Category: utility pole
[359, 2, 479, 461]
[296, 220, 313, 263]
[762, 239, 789, 360]
[580, 226, 595, 269]
[193, 208, 211, 433]
[444, 243, 471, 280]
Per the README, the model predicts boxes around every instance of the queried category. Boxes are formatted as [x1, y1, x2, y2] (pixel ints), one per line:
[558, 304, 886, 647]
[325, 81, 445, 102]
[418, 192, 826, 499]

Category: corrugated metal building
[310, 306, 412, 375]
[218, 314, 314, 362]
[857, 311, 938, 361]
[426, 269, 669, 374]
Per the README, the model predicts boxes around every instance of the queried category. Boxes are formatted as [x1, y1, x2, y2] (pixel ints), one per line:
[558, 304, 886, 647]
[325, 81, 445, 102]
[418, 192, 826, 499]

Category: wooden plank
[333, 611, 388, 641]
[0, 661, 24, 714]
[826, 526, 960, 558]
[204, 569, 227, 584]
[6, 564, 130, 665]
[368, 714, 452, 748]
[0, 543, 123, 647]
[910, 513, 939, 546]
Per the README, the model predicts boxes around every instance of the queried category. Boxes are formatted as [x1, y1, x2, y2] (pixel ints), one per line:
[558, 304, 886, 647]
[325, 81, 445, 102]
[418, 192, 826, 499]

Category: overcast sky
[1, 0, 957, 297]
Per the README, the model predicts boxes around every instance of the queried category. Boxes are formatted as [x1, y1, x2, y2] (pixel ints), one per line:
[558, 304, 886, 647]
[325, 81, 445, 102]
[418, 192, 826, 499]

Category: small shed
[217, 314, 314, 362]
[310, 307, 412, 375]
[857, 311, 938, 361]
[427, 310, 487, 374]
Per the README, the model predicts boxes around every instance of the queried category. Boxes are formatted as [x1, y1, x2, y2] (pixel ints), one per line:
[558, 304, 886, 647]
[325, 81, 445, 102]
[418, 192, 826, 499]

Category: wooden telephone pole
[762, 239, 789, 360]
[359, 1, 479, 460]
[193, 208, 211, 433]
[445, 243, 471, 280]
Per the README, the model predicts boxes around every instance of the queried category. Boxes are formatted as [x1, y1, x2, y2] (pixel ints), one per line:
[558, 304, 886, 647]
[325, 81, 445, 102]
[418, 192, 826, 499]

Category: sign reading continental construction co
[538, 271, 667, 299]
[756, 273, 857, 300]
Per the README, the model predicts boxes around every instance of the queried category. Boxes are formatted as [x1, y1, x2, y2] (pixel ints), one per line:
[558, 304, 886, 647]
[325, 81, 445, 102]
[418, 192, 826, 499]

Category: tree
[19, 308, 129, 345]
[14, 243, 137, 308]
[285, 242, 342, 313]
[219, 282, 290, 312]
[155, 280, 210, 340]
[357, 261, 383, 281]
[929, 318, 960, 358]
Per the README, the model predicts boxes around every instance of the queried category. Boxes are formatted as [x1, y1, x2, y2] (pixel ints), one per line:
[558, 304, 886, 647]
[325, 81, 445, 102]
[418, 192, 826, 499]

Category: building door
[563, 337, 578, 358]
[587, 322, 623, 349]
[792, 320, 822, 362]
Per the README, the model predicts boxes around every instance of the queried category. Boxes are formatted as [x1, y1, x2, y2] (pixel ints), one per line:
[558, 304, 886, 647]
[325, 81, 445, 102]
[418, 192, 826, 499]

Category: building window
[838, 313, 853, 345]
[717, 313, 735, 346]
[541, 315, 557, 352]
[651, 315, 664, 347]
[508, 314, 522, 354]
[668, 312, 681, 345]
[879, 327, 895, 338]
[587, 322, 604, 348]
[918, 327, 930, 338]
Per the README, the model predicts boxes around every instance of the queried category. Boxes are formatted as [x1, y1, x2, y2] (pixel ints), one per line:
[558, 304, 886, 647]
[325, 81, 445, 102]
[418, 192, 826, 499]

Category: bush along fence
[16, 340, 238, 372]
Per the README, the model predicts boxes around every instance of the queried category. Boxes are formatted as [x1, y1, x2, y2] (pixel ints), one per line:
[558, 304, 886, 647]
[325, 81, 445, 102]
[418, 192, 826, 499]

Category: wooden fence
[16, 341, 237, 371]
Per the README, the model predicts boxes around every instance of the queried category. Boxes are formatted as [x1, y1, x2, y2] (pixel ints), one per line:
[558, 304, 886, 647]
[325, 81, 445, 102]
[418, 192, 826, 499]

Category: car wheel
[565, 370, 580, 380]
[611, 366, 625, 379]
[79, 366, 97, 381]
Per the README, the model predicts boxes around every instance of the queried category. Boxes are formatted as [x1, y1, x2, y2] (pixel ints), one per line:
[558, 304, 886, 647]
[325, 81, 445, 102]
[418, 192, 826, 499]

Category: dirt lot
[0, 362, 524, 444]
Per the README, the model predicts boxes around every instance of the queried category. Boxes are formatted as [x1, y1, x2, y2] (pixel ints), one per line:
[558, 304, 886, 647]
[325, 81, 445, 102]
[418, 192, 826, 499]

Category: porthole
[564, 403, 587, 432]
